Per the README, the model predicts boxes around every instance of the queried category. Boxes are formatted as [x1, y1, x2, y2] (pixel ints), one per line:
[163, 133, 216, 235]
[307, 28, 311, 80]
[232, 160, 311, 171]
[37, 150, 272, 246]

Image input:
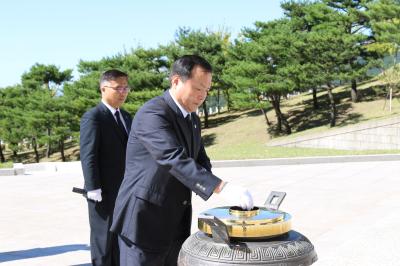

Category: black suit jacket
[80, 102, 132, 209]
[111, 91, 221, 250]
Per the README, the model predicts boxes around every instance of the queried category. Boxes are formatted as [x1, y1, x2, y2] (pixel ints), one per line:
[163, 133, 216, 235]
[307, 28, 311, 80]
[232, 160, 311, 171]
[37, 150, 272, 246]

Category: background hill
[203, 76, 400, 160]
[3, 74, 398, 165]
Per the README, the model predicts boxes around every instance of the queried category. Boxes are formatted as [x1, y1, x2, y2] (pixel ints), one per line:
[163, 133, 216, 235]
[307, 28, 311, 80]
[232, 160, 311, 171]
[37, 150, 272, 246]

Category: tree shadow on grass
[7, 141, 80, 164]
[205, 113, 242, 129]
[205, 109, 269, 129]
[203, 133, 217, 147]
[0, 244, 90, 263]
[360, 85, 385, 102]
[243, 108, 271, 118]
[287, 91, 363, 133]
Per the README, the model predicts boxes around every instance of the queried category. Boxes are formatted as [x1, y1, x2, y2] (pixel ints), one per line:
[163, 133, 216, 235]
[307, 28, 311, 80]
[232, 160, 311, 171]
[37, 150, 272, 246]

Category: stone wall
[269, 116, 400, 150]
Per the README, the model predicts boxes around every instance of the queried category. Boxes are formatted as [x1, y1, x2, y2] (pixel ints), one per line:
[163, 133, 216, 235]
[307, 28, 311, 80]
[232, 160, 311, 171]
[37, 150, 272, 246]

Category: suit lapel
[163, 91, 193, 157]
[121, 110, 132, 134]
[98, 102, 128, 143]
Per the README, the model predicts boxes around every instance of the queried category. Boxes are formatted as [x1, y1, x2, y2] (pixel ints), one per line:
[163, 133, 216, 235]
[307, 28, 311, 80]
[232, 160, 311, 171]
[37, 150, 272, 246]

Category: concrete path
[0, 156, 399, 265]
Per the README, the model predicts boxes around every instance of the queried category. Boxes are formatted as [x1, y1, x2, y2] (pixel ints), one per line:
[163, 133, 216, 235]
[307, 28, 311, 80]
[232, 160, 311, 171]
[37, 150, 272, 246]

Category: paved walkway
[0, 156, 399, 265]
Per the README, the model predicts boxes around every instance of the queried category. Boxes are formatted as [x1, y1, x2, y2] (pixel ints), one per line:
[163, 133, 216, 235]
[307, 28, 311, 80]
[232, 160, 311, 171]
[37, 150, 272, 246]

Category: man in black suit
[80, 69, 132, 266]
[111, 55, 254, 266]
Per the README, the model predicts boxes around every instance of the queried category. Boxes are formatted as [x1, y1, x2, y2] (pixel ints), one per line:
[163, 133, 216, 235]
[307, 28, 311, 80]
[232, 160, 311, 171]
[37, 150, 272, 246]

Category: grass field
[203, 110, 400, 160]
[203, 77, 400, 160]
[0, 161, 13, 168]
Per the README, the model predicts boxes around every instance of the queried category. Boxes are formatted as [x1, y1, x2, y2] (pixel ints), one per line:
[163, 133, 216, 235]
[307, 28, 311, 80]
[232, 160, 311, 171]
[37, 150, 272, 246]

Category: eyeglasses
[103, 85, 131, 93]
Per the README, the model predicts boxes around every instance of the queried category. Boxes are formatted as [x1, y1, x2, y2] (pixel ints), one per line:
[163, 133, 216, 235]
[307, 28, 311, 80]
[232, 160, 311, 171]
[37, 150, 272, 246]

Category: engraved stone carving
[178, 230, 317, 266]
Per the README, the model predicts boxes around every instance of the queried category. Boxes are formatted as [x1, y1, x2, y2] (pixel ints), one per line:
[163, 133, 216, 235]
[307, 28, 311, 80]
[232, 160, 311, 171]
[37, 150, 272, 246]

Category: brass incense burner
[179, 191, 318, 266]
[198, 206, 291, 239]
[198, 191, 291, 240]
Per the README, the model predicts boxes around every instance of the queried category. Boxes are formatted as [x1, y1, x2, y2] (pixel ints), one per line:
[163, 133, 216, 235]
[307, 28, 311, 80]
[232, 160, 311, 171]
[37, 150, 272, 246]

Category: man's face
[174, 66, 212, 113]
[100, 77, 129, 108]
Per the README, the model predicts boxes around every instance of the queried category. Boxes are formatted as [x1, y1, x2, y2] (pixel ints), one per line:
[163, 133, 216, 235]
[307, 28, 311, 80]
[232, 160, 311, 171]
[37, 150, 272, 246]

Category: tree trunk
[269, 95, 291, 134]
[46, 127, 51, 158]
[202, 101, 209, 129]
[327, 84, 337, 127]
[256, 94, 271, 126]
[351, 79, 359, 103]
[32, 137, 39, 163]
[226, 90, 231, 112]
[270, 98, 282, 132]
[259, 107, 271, 126]
[59, 139, 65, 162]
[217, 88, 220, 114]
[312, 88, 319, 109]
[282, 117, 291, 135]
[0, 142, 5, 163]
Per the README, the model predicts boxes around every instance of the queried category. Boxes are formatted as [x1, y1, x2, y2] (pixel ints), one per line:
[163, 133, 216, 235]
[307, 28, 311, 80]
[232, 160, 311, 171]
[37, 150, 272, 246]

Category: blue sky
[0, 1, 284, 87]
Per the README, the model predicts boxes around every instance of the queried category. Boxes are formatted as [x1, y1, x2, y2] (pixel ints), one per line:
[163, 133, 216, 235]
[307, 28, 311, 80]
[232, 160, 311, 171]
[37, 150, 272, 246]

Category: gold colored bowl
[198, 206, 292, 239]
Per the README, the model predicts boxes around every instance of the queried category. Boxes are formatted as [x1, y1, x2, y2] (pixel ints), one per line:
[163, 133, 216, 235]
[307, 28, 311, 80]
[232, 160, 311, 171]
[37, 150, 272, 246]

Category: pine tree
[324, 0, 378, 102]
[164, 28, 231, 128]
[224, 19, 299, 134]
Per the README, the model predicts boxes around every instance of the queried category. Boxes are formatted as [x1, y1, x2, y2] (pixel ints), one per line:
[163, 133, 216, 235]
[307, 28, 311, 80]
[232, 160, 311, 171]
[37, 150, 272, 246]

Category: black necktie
[115, 110, 127, 138]
[185, 114, 193, 131]
[186, 114, 194, 157]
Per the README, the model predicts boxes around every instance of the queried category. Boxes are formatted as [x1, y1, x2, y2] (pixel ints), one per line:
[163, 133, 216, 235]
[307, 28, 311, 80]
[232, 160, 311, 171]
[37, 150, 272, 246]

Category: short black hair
[100, 69, 128, 85]
[169, 55, 212, 82]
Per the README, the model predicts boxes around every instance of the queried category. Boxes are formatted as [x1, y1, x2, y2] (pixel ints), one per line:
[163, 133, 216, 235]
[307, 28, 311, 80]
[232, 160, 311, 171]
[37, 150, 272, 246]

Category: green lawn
[203, 77, 400, 160]
[207, 143, 399, 160]
[0, 162, 13, 168]
[203, 110, 400, 160]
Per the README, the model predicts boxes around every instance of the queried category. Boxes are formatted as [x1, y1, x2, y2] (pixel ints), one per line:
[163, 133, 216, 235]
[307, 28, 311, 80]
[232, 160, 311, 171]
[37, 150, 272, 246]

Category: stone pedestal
[178, 230, 317, 266]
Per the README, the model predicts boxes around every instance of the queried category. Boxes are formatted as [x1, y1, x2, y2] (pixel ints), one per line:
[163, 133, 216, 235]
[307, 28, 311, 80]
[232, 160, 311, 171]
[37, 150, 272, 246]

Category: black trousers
[118, 235, 185, 266]
[88, 200, 119, 266]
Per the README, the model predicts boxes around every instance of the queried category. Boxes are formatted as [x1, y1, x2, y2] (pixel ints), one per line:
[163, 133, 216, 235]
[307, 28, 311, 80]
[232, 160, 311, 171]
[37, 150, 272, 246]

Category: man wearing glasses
[80, 69, 132, 266]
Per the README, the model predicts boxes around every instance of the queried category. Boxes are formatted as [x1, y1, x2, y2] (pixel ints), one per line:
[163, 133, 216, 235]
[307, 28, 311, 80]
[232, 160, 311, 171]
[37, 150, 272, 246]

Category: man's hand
[217, 182, 254, 210]
[87, 188, 102, 202]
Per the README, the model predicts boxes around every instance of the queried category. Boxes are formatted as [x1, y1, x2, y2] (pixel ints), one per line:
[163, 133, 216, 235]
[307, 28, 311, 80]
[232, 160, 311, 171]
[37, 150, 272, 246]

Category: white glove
[218, 183, 254, 210]
[87, 188, 102, 202]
